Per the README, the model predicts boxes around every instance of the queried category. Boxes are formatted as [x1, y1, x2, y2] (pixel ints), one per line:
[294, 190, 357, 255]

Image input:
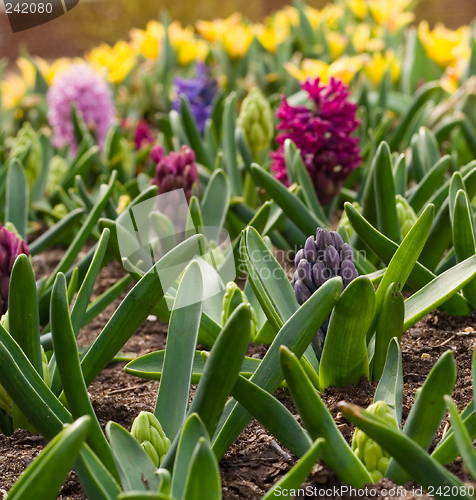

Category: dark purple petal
[294, 249, 304, 268]
[331, 231, 344, 253]
[304, 236, 318, 263]
[311, 260, 330, 289]
[325, 246, 340, 275]
[294, 280, 311, 305]
[340, 242, 353, 262]
[340, 260, 358, 287]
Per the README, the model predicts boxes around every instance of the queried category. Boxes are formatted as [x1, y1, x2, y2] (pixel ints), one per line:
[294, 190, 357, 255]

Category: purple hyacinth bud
[312, 260, 331, 289]
[325, 246, 341, 275]
[304, 236, 318, 263]
[0, 227, 29, 316]
[340, 242, 354, 262]
[331, 231, 344, 253]
[294, 249, 304, 268]
[150, 144, 165, 164]
[294, 280, 311, 305]
[340, 260, 358, 287]
[297, 259, 315, 291]
[292, 270, 299, 286]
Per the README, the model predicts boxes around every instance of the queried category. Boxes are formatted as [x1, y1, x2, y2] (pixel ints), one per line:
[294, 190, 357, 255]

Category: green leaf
[182, 437, 221, 500]
[374, 338, 403, 425]
[222, 93, 242, 195]
[231, 374, 312, 457]
[201, 169, 231, 235]
[106, 421, 161, 492]
[79, 234, 205, 387]
[404, 254, 476, 329]
[6, 159, 28, 239]
[319, 277, 375, 388]
[125, 350, 260, 382]
[8, 254, 42, 375]
[280, 347, 372, 487]
[171, 414, 209, 500]
[154, 262, 203, 442]
[344, 201, 471, 316]
[373, 142, 401, 242]
[212, 277, 341, 460]
[339, 402, 471, 498]
[261, 438, 325, 500]
[372, 283, 404, 382]
[449, 172, 466, 223]
[386, 351, 457, 483]
[452, 190, 476, 307]
[118, 493, 172, 500]
[444, 395, 476, 479]
[250, 164, 327, 234]
[6, 416, 91, 500]
[51, 273, 118, 481]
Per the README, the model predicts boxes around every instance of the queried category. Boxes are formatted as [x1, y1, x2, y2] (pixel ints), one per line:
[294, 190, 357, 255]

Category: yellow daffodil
[327, 32, 348, 59]
[345, 0, 367, 19]
[35, 57, 80, 85]
[168, 22, 208, 65]
[1, 57, 36, 110]
[364, 50, 400, 84]
[285, 54, 367, 85]
[252, 23, 278, 53]
[368, 0, 414, 32]
[320, 4, 344, 29]
[350, 23, 386, 53]
[418, 21, 469, 68]
[196, 14, 253, 59]
[130, 20, 165, 60]
[304, 5, 321, 28]
[88, 41, 136, 83]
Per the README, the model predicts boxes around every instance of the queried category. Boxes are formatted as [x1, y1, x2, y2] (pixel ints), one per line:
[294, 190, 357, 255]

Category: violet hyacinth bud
[0, 227, 29, 316]
[134, 120, 155, 149]
[151, 145, 199, 201]
[293, 228, 359, 358]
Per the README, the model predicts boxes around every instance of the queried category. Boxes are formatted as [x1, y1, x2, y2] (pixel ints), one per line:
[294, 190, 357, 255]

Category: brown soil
[0, 248, 475, 500]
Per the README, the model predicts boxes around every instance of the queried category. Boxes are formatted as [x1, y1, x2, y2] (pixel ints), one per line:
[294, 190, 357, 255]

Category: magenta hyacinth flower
[151, 144, 199, 201]
[47, 64, 115, 152]
[134, 120, 155, 149]
[0, 227, 29, 316]
[271, 77, 361, 205]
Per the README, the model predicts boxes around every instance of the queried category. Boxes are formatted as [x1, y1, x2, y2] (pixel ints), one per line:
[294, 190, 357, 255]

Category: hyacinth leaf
[235, 127, 254, 171]
[182, 437, 221, 500]
[261, 438, 325, 500]
[242, 226, 297, 330]
[189, 196, 204, 234]
[449, 172, 466, 223]
[9, 254, 42, 375]
[389, 82, 440, 150]
[452, 190, 476, 307]
[32, 132, 54, 201]
[50, 273, 119, 482]
[56, 146, 101, 196]
[374, 338, 403, 425]
[386, 350, 457, 483]
[393, 154, 407, 197]
[284, 138, 298, 184]
[461, 114, 476, 157]
[74, 444, 122, 500]
[371, 204, 434, 341]
[293, 145, 328, 225]
[404, 254, 476, 330]
[117, 493, 172, 499]
[373, 142, 401, 243]
[344, 202, 471, 316]
[154, 262, 203, 442]
[372, 284, 404, 382]
[280, 347, 372, 487]
[250, 164, 327, 233]
[5, 416, 91, 500]
[339, 403, 471, 498]
[163, 304, 250, 468]
[444, 396, 476, 479]
[201, 168, 231, 235]
[70, 228, 110, 336]
[125, 350, 260, 382]
[45, 172, 117, 290]
[407, 155, 451, 215]
[212, 277, 342, 460]
[6, 159, 28, 239]
[106, 421, 161, 492]
[0, 322, 72, 439]
[79, 234, 205, 387]
[169, 110, 190, 148]
[319, 277, 375, 388]
[231, 374, 312, 457]
[29, 208, 85, 256]
[222, 93, 242, 196]
[180, 95, 212, 169]
[171, 414, 209, 499]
